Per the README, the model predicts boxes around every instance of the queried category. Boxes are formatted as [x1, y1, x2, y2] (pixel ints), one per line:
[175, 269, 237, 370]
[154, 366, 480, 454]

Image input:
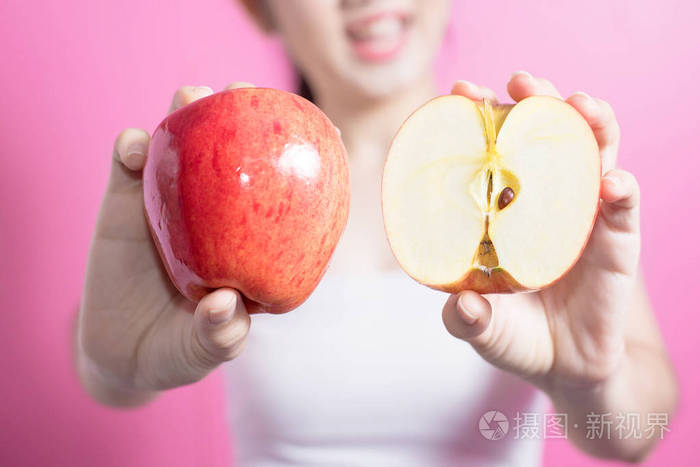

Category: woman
[77, 0, 678, 465]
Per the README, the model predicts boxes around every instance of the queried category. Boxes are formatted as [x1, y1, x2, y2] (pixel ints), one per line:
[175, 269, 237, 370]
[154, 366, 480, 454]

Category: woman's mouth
[345, 12, 410, 63]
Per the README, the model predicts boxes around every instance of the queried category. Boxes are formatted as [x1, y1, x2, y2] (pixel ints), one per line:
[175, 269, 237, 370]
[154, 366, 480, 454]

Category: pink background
[1, 0, 698, 465]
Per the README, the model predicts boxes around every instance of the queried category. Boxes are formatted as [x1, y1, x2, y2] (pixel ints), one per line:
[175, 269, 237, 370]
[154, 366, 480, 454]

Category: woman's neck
[313, 73, 438, 159]
[308, 72, 438, 274]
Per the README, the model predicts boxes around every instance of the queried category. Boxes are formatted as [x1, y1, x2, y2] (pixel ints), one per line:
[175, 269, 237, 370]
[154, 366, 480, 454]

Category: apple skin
[434, 268, 527, 295]
[428, 264, 563, 295]
[143, 88, 350, 314]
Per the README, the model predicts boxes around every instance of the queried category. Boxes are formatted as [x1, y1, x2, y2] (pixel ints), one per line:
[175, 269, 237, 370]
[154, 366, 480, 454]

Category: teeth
[349, 16, 403, 41]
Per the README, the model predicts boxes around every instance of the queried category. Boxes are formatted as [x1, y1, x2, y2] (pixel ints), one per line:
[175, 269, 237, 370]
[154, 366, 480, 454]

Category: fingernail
[209, 306, 235, 325]
[125, 142, 145, 157]
[455, 79, 477, 89]
[209, 293, 237, 324]
[122, 142, 146, 168]
[192, 86, 213, 101]
[604, 174, 620, 190]
[572, 91, 594, 103]
[510, 70, 533, 80]
[457, 295, 478, 325]
[228, 82, 255, 89]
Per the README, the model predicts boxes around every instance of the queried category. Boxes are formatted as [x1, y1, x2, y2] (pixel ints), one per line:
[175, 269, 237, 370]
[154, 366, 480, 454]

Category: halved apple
[382, 95, 600, 294]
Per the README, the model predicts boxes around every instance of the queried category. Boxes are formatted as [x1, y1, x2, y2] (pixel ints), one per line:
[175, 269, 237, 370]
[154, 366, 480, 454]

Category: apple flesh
[382, 95, 600, 294]
[144, 88, 350, 313]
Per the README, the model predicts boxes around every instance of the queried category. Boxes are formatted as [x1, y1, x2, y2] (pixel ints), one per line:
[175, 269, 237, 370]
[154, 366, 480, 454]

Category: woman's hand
[446, 73, 676, 461]
[446, 72, 636, 388]
[77, 83, 254, 407]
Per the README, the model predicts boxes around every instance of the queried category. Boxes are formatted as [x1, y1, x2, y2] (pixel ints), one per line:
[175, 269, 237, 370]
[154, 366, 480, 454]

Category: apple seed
[497, 187, 515, 210]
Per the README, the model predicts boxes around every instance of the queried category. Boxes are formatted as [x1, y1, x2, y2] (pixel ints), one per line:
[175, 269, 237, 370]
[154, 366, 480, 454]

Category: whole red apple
[143, 88, 350, 314]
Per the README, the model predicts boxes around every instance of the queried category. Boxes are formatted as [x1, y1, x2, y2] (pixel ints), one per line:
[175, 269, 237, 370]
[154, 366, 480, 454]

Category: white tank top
[224, 269, 546, 466]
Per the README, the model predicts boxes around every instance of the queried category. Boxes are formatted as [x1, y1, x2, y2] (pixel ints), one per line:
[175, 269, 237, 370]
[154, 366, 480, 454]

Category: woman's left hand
[445, 72, 640, 393]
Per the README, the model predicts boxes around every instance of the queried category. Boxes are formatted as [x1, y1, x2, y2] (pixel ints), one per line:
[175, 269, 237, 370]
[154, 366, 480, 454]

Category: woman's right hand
[77, 83, 254, 407]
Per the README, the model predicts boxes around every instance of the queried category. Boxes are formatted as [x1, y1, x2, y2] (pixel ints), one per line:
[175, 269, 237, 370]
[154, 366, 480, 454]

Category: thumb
[188, 288, 251, 376]
[442, 291, 495, 350]
[135, 289, 251, 391]
[442, 292, 553, 380]
[441, 292, 516, 374]
[109, 128, 150, 193]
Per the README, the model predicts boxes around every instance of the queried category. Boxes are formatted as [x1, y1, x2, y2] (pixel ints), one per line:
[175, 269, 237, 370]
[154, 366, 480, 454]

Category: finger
[188, 288, 251, 373]
[223, 81, 255, 90]
[442, 291, 494, 346]
[133, 289, 250, 391]
[507, 71, 562, 102]
[451, 80, 499, 104]
[109, 128, 150, 192]
[600, 169, 640, 233]
[566, 92, 620, 171]
[169, 85, 214, 113]
[601, 169, 640, 209]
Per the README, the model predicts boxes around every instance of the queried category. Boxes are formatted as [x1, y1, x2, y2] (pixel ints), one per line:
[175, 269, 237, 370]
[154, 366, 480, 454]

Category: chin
[334, 3, 446, 101]
[341, 52, 434, 101]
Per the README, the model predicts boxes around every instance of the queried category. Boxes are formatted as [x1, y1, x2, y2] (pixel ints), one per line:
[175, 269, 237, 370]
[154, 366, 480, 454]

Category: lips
[345, 12, 410, 63]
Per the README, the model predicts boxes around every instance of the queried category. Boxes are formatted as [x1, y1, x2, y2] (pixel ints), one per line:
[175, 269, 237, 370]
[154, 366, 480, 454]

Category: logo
[479, 410, 509, 440]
